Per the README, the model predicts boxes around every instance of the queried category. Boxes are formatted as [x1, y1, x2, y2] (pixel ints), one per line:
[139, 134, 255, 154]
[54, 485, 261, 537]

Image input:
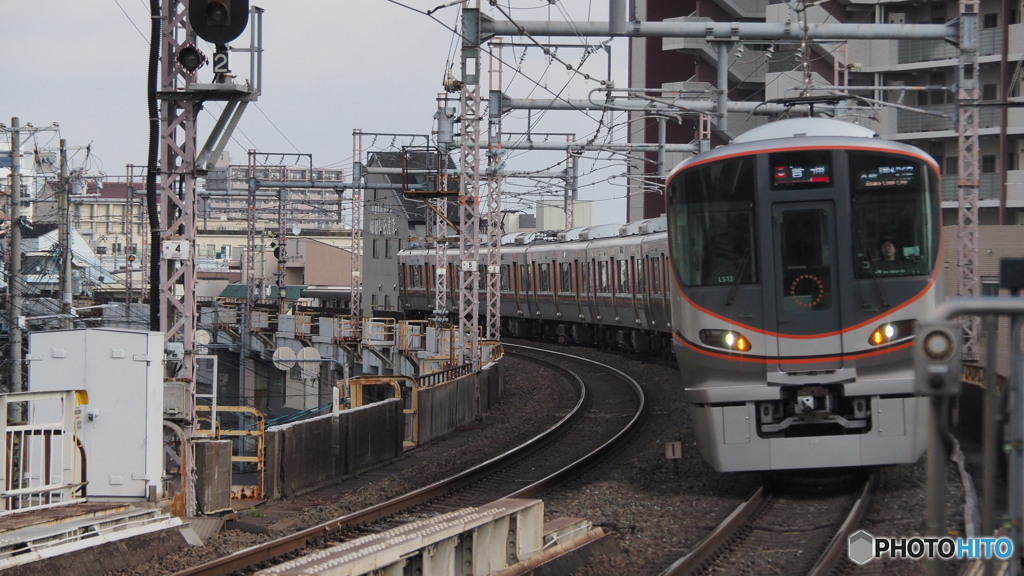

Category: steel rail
[172, 346, 645, 576]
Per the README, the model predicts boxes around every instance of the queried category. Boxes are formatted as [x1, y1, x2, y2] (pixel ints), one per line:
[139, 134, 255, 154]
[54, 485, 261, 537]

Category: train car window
[849, 152, 937, 279]
[616, 259, 629, 294]
[409, 264, 423, 289]
[636, 258, 646, 294]
[770, 150, 832, 190]
[538, 263, 551, 292]
[580, 261, 591, 294]
[780, 209, 833, 312]
[596, 261, 610, 293]
[500, 264, 511, 292]
[668, 155, 758, 287]
[650, 257, 662, 294]
[520, 263, 531, 293]
[559, 262, 572, 293]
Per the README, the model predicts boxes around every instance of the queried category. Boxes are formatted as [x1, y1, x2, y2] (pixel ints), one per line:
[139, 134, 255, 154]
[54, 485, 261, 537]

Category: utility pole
[58, 140, 74, 329]
[7, 118, 24, 399]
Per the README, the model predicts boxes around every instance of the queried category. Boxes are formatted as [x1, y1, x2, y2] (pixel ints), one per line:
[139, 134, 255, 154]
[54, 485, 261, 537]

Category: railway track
[169, 344, 646, 576]
[662, 471, 876, 576]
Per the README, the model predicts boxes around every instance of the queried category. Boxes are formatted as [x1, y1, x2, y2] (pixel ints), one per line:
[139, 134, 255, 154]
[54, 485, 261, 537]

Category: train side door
[770, 203, 844, 370]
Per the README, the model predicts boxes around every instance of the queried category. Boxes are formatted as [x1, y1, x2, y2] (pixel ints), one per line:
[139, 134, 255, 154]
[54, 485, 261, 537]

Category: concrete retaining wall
[417, 362, 503, 445]
[257, 360, 503, 500]
[265, 399, 403, 498]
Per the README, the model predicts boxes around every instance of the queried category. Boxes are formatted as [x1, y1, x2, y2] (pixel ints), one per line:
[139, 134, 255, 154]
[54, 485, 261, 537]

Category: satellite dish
[272, 347, 296, 371]
[297, 347, 321, 379]
[292, 224, 301, 236]
[195, 329, 212, 346]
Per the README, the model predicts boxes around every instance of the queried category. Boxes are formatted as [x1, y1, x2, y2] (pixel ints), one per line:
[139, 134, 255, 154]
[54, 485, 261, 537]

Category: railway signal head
[915, 321, 962, 396]
[189, 0, 249, 46]
[176, 43, 207, 73]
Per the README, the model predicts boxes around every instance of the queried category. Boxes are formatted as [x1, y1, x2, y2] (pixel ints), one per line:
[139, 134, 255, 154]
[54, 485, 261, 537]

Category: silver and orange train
[398, 118, 942, 472]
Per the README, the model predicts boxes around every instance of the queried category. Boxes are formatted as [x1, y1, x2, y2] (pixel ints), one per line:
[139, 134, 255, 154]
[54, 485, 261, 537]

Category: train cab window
[850, 153, 937, 279]
[668, 155, 758, 287]
[559, 262, 573, 293]
[538, 263, 551, 292]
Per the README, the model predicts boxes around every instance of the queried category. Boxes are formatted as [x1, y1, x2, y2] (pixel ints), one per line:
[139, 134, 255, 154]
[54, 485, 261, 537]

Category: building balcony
[662, 18, 765, 84]
[894, 104, 1018, 135]
[898, 24, 1022, 66]
[940, 172, 1022, 204]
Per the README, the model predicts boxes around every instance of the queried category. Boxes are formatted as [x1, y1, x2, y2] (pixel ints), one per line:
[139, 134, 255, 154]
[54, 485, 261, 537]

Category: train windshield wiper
[726, 246, 751, 306]
[858, 239, 890, 309]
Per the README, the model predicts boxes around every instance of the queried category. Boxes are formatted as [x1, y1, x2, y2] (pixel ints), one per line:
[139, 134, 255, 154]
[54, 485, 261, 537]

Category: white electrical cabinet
[28, 328, 164, 500]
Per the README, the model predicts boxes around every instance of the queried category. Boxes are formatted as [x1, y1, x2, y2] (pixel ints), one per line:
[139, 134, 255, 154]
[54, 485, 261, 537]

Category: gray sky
[3, 1, 631, 224]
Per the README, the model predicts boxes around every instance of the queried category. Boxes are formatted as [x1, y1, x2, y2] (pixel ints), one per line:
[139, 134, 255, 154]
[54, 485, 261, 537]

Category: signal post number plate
[162, 240, 191, 261]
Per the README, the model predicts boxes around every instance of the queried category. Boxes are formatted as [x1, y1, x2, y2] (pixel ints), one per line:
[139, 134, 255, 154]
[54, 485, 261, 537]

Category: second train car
[398, 117, 941, 472]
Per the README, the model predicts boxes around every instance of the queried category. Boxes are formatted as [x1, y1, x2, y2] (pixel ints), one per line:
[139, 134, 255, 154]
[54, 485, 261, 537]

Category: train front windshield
[668, 155, 758, 287]
[668, 149, 937, 291]
[849, 152, 938, 279]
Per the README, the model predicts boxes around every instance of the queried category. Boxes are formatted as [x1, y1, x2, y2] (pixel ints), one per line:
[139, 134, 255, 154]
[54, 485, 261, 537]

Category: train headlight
[700, 329, 752, 353]
[867, 320, 915, 346]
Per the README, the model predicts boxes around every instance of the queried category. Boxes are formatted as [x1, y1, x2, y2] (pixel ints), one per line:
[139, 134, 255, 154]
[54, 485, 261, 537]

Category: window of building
[982, 155, 997, 173]
[982, 83, 998, 101]
[944, 157, 958, 175]
[983, 13, 999, 28]
[372, 238, 379, 259]
[384, 239, 391, 259]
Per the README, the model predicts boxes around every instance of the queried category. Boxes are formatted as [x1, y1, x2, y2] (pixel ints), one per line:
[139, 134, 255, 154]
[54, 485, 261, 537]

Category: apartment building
[629, 0, 1023, 226]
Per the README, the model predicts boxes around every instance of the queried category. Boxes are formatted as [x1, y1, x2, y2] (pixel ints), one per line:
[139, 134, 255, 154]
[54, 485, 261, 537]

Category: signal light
[914, 321, 961, 396]
[176, 44, 207, 73]
[189, 0, 249, 45]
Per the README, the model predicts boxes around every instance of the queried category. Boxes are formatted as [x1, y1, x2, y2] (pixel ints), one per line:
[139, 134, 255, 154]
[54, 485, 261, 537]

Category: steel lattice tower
[159, 0, 199, 516]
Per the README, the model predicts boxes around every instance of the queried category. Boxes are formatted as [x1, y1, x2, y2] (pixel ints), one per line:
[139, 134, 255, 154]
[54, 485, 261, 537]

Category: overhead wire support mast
[485, 42, 503, 341]
[458, 8, 484, 368]
[156, 0, 257, 517]
[957, 1, 981, 361]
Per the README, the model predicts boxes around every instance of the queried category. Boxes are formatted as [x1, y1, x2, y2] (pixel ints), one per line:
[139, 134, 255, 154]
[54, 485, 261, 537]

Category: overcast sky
[3, 1, 631, 224]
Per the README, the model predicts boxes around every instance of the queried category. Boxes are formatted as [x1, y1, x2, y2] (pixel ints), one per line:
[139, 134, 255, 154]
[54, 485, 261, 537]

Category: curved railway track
[662, 472, 876, 576]
[170, 344, 646, 576]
